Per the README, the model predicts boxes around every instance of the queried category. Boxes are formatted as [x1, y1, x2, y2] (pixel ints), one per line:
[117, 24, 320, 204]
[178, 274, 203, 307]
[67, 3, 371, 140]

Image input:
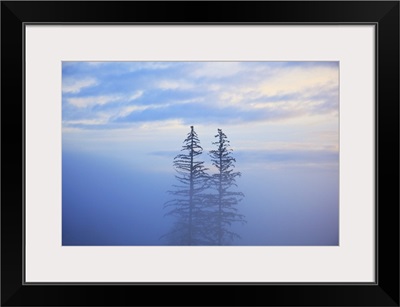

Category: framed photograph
[1, 1, 399, 306]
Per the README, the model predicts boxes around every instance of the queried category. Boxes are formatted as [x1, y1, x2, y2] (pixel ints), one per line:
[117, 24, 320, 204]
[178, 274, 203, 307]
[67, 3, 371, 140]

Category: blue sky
[62, 61, 339, 246]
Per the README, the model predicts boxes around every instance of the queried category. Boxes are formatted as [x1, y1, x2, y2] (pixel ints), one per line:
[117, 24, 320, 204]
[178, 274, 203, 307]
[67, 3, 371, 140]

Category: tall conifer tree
[163, 126, 209, 245]
[208, 129, 245, 245]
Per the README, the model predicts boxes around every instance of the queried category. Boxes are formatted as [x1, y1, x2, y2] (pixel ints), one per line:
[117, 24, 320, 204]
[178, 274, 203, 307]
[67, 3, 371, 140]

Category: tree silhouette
[163, 126, 210, 245]
[208, 128, 245, 245]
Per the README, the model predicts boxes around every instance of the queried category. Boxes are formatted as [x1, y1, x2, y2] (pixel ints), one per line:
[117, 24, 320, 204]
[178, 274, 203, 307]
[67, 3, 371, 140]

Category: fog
[62, 150, 338, 246]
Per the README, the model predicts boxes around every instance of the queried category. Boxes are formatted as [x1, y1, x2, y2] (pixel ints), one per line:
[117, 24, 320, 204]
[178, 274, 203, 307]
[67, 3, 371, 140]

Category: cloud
[62, 61, 339, 138]
[82, 62, 172, 71]
[66, 90, 143, 109]
[158, 80, 194, 90]
[62, 78, 97, 94]
[67, 95, 122, 108]
[112, 101, 254, 125]
[114, 103, 167, 118]
[259, 66, 338, 97]
[63, 119, 108, 125]
[206, 67, 339, 122]
[190, 62, 243, 78]
[129, 62, 172, 71]
[128, 90, 144, 101]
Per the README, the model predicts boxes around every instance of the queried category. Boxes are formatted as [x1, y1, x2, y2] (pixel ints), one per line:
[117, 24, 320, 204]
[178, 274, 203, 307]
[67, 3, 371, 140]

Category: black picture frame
[1, 1, 399, 306]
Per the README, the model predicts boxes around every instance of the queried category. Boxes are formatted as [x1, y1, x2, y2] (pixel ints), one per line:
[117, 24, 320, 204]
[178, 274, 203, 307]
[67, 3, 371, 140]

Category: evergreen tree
[163, 126, 210, 245]
[208, 129, 245, 245]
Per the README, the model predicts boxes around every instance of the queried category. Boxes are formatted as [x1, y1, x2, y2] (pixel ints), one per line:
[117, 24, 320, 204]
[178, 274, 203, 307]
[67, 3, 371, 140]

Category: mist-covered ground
[62, 149, 338, 246]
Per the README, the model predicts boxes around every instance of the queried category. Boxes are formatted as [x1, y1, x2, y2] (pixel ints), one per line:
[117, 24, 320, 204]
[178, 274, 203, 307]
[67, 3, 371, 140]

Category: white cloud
[260, 66, 338, 97]
[63, 119, 108, 125]
[115, 104, 164, 118]
[191, 62, 243, 78]
[209, 65, 338, 116]
[208, 84, 222, 91]
[128, 62, 172, 72]
[115, 97, 204, 118]
[67, 95, 121, 108]
[137, 119, 185, 131]
[219, 88, 262, 106]
[158, 80, 194, 90]
[249, 98, 324, 112]
[62, 78, 97, 94]
[128, 90, 144, 101]
[66, 88, 144, 109]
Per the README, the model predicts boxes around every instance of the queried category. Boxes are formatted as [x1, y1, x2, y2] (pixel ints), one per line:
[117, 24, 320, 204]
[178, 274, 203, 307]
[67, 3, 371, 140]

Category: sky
[62, 61, 339, 246]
